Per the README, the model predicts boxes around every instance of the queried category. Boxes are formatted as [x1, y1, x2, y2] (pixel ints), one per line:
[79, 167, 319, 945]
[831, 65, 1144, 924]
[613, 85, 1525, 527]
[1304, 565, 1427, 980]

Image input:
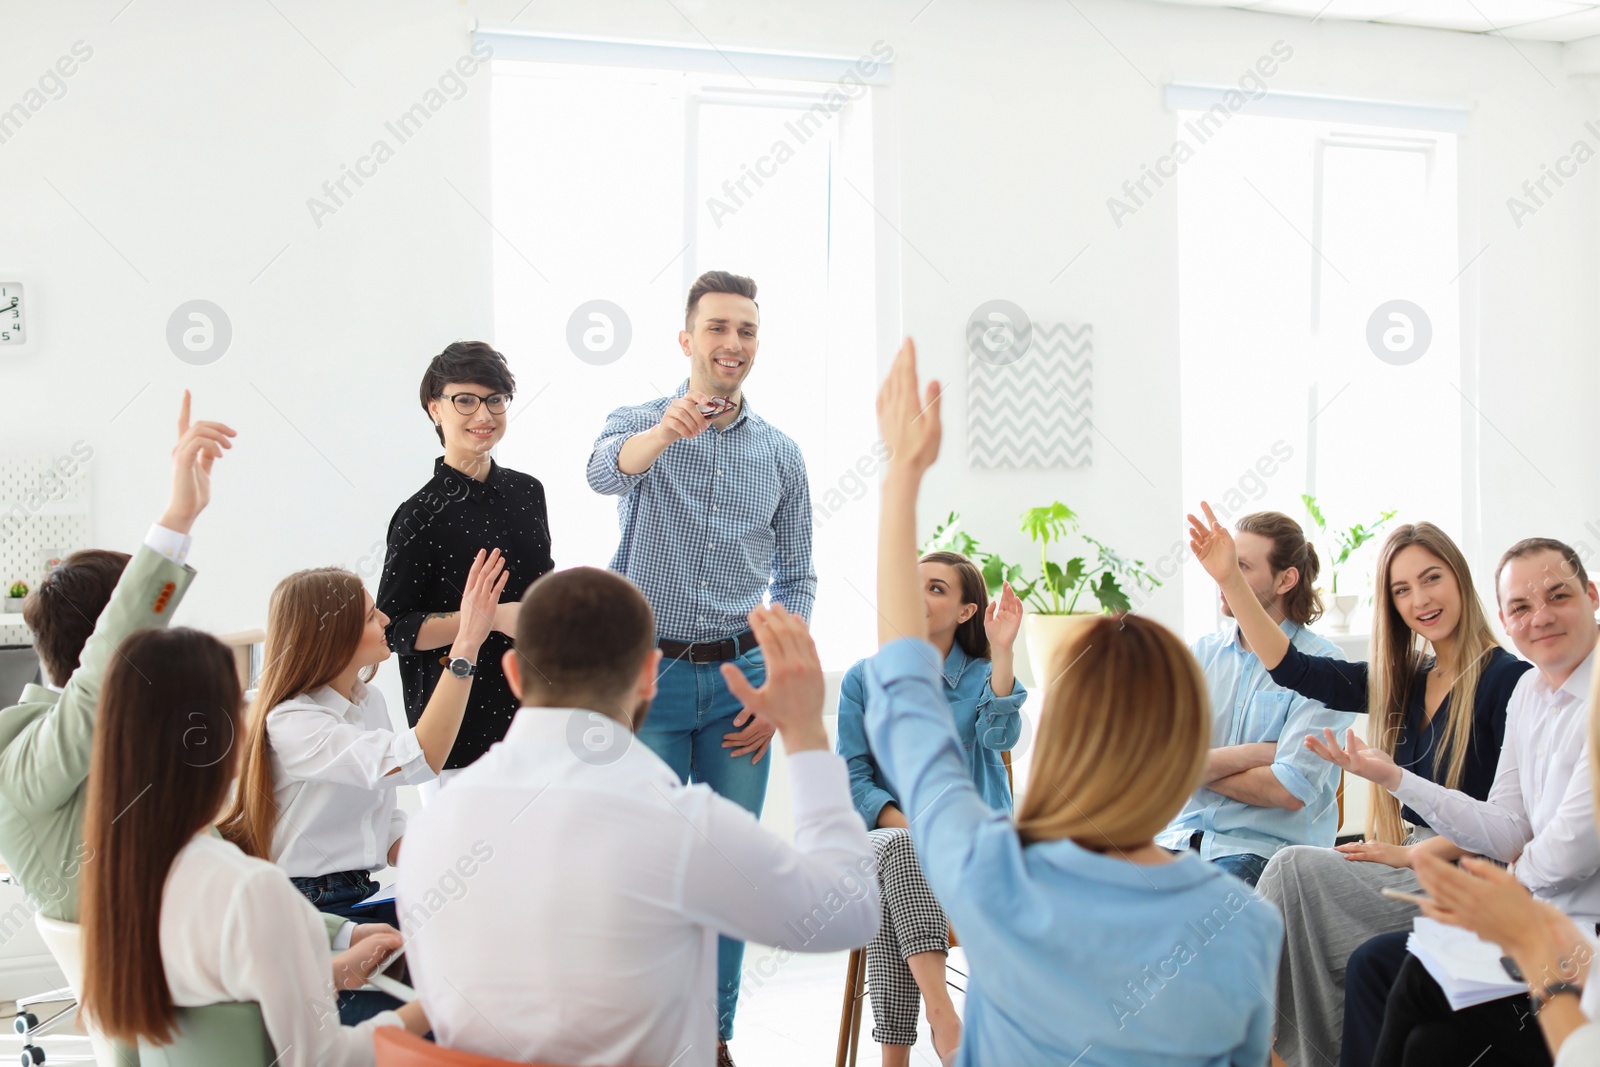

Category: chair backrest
[0, 644, 43, 705]
[34, 914, 86, 989]
[137, 1003, 274, 1067]
[373, 1027, 535, 1066]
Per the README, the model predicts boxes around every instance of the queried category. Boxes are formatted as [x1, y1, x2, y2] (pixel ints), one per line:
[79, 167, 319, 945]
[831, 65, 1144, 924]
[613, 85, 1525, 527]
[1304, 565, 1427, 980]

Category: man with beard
[1156, 511, 1354, 886]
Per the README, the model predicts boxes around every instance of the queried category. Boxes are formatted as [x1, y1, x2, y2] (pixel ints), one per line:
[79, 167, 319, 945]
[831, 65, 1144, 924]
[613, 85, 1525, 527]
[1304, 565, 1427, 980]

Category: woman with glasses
[377, 341, 554, 783]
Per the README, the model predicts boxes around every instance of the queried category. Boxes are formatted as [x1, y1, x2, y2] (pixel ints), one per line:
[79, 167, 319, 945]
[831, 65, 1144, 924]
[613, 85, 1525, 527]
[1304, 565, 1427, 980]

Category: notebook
[1407, 916, 1526, 1011]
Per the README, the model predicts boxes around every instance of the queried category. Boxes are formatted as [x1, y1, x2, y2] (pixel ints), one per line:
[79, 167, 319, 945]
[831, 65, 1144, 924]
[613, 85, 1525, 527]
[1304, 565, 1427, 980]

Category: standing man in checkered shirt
[585, 269, 817, 1065]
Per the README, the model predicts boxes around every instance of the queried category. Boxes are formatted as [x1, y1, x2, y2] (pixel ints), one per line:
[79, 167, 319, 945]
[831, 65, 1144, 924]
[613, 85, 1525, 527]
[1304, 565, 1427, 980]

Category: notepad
[1407, 916, 1526, 1011]
[350, 888, 396, 909]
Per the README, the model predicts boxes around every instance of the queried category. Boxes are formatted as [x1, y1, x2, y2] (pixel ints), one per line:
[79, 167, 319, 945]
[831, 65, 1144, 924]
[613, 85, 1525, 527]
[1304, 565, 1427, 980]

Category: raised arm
[1187, 502, 1291, 669]
[877, 339, 938, 649]
[0, 392, 229, 813]
[866, 339, 1020, 922]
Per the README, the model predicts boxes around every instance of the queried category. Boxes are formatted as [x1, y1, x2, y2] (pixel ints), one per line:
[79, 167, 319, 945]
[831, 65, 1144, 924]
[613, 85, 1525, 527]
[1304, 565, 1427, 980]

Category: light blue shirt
[864, 638, 1282, 1067]
[836, 642, 1025, 828]
[1156, 621, 1355, 861]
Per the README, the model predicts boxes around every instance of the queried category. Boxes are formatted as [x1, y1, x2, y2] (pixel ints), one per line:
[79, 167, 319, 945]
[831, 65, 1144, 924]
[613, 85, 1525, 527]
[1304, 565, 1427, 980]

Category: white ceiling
[1147, 0, 1600, 41]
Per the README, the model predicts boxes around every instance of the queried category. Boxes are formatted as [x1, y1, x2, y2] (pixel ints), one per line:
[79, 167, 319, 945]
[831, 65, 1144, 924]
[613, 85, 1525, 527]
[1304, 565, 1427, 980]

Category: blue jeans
[1167, 839, 1270, 887]
[1211, 851, 1269, 887]
[636, 644, 769, 1042]
[291, 870, 408, 1023]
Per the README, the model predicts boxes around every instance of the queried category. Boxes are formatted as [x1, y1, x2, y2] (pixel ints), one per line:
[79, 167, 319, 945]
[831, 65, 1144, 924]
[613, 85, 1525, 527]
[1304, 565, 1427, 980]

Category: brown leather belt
[658, 630, 758, 664]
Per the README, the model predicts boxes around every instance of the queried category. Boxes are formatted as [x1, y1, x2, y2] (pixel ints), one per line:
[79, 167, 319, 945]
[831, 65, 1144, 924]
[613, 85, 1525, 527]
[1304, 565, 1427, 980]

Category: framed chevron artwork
[967, 320, 1093, 469]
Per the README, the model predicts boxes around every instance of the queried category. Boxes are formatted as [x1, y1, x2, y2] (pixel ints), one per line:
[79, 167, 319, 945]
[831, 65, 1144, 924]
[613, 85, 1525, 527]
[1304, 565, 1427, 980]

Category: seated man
[1332, 536, 1600, 1067]
[398, 567, 877, 1067]
[1156, 510, 1353, 885]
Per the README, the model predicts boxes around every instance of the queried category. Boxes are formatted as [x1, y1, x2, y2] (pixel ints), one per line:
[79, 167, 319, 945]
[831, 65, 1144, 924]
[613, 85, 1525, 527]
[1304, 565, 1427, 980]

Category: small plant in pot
[1300, 494, 1397, 633]
[926, 503, 1160, 687]
[4, 581, 28, 614]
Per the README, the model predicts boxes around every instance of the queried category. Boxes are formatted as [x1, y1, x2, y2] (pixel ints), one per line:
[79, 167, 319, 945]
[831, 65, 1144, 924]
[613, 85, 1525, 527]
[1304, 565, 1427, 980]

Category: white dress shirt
[397, 707, 877, 1067]
[267, 680, 434, 877]
[1394, 651, 1600, 923]
[161, 833, 402, 1067]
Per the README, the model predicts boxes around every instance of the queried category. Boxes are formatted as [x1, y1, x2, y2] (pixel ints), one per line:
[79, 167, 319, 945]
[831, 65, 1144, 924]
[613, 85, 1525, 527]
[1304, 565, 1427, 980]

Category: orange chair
[373, 1028, 645, 1067]
[375, 1029, 526, 1066]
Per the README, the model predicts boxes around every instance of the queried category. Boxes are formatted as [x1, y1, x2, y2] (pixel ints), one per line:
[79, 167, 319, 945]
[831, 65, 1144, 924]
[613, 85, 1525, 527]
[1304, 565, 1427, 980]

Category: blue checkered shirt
[586, 381, 816, 643]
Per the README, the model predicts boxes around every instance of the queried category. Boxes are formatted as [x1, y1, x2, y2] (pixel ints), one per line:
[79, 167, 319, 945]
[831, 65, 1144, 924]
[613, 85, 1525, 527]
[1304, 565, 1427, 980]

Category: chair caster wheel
[12, 1013, 37, 1035]
[21, 1044, 45, 1065]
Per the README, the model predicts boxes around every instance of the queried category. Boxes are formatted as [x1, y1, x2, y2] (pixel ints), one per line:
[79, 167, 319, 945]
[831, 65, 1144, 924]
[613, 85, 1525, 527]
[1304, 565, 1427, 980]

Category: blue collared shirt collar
[940, 640, 975, 688]
[1224, 616, 1301, 653]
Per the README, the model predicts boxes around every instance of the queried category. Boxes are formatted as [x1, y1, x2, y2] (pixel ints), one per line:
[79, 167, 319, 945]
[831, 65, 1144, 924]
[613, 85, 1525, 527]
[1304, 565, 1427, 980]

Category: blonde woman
[1187, 503, 1528, 1066]
[221, 550, 506, 928]
[860, 341, 1281, 1066]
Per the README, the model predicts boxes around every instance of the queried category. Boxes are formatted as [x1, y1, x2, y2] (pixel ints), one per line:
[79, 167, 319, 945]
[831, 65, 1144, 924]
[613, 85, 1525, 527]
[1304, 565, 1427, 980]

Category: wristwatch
[1532, 981, 1584, 1010]
[446, 656, 476, 679]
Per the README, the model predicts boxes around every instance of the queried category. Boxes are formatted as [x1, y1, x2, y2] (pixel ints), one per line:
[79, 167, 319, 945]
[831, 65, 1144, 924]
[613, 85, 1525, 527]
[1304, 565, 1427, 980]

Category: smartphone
[1380, 887, 1431, 905]
[364, 945, 416, 1003]
[371, 944, 405, 978]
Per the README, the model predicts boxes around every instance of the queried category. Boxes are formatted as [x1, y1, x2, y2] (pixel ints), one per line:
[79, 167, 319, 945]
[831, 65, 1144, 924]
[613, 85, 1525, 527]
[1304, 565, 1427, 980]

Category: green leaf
[1094, 571, 1132, 614]
[1021, 502, 1078, 545]
[1301, 493, 1326, 531]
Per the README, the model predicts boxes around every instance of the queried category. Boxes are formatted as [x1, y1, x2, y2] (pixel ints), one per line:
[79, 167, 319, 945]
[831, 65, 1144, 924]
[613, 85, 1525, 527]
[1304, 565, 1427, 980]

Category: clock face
[0, 283, 22, 345]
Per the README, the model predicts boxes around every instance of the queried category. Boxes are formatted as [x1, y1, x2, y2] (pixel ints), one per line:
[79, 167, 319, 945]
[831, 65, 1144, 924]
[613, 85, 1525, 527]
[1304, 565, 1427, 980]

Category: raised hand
[877, 338, 941, 475]
[720, 604, 828, 756]
[1305, 726, 1402, 791]
[453, 549, 510, 657]
[160, 390, 237, 535]
[1185, 501, 1239, 587]
[984, 580, 1023, 652]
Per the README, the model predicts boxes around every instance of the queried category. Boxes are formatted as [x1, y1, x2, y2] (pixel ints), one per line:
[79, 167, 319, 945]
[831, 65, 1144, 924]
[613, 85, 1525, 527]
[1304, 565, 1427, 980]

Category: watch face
[0, 283, 23, 345]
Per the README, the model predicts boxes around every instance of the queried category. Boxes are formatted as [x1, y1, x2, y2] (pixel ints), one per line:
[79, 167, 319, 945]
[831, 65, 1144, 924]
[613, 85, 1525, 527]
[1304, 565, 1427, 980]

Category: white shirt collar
[1527, 647, 1596, 708]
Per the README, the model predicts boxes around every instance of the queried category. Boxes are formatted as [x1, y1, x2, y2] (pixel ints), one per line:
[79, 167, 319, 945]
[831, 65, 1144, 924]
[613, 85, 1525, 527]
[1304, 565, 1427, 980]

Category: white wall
[2, 0, 1597, 990]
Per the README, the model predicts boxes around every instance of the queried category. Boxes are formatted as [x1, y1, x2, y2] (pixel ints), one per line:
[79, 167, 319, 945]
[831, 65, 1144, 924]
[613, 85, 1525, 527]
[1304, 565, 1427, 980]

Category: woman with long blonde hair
[1187, 503, 1529, 1067]
[220, 549, 505, 929]
[859, 341, 1281, 1066]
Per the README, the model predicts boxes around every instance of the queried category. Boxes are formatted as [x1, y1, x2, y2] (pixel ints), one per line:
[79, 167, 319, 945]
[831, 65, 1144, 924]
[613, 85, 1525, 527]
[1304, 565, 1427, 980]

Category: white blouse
[160, 834, 402, 1067]
[266, 680, 434, 877]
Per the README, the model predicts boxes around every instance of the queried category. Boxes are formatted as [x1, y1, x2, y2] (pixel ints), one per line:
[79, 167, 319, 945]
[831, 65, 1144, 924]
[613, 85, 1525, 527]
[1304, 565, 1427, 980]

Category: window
[485, 46, 884, 669]
[1177, 113, 1461, 637]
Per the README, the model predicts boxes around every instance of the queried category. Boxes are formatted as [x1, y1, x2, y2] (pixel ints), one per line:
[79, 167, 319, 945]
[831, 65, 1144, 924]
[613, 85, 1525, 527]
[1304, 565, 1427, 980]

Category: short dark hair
[685, 270, 758, 329]
[418, 341, 517, 445]
[24, 549, 133, 686]
[1236, 511, 1323, 626]
[1494, 537, 1590, 603]
[514, 567, 656, 713]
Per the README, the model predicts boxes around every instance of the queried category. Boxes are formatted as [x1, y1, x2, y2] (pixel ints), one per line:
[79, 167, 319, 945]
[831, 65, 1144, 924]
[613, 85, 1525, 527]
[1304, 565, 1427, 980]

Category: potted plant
[1300, 494, 1397, 633]
[925, 503, 1160, 687]
[4, 581, 28, 614]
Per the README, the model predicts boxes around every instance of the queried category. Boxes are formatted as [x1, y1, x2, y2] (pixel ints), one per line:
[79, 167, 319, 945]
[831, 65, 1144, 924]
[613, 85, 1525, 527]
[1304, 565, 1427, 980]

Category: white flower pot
[1327, 593, 1361, 633]
[1022, 613, 1102, 691]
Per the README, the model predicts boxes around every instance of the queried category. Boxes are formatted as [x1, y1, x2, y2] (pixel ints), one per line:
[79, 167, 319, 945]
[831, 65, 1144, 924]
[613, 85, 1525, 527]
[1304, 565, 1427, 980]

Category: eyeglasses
[441, 392, 512, 415]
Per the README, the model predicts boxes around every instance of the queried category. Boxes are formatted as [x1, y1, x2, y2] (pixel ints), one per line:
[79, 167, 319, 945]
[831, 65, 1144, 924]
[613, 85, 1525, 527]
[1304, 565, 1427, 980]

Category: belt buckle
[689, 641, 718, 665]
